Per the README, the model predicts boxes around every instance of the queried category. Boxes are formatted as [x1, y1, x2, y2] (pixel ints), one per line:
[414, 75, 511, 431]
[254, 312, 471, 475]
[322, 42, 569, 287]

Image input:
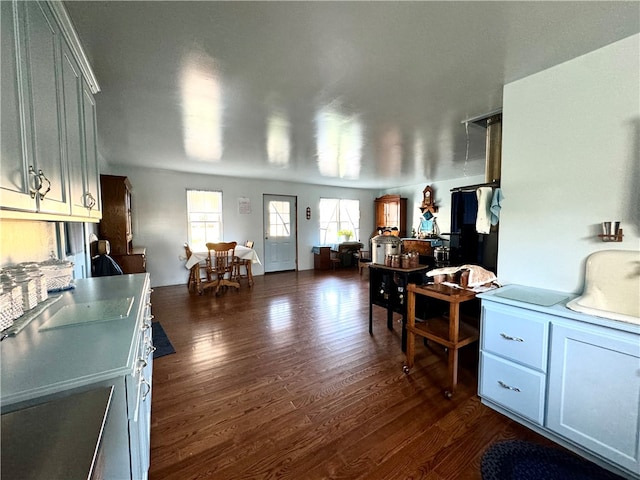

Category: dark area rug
[481, 440, 625, 480]
[152, 322, 175, 359]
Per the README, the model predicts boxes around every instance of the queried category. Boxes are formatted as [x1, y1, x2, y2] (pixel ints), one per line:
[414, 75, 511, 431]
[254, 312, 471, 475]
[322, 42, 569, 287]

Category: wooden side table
[313, 246, 331, 270]
[404, 283, 479, 398]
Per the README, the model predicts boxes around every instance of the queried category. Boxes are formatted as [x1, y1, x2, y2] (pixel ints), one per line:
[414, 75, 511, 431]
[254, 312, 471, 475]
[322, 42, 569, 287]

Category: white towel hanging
[476, 187, 492, 234]
[490, 188, 503, 225]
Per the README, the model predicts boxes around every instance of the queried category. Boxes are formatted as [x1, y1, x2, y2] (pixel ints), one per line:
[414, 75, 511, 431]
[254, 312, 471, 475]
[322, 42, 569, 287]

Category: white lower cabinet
[0, 275, 153, 480]
[479, 302, 549, 425]
[127, 306, 154, 480]
[479, 291, 640, 480]
[547, 321, 640, 475]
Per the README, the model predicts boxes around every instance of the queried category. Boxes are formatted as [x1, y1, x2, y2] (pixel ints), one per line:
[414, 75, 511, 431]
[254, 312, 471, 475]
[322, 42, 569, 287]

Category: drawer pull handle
[141, 378, 151, 401]
[146, 344, 157, 358]
[498, 380, 521, 392]
[137, 358, 147, 374]
[500, 333, 524, 342]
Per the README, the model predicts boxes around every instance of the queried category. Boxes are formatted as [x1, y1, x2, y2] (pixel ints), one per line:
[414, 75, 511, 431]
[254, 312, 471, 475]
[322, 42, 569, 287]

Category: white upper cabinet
[23, 1, 69, 215]
[0, 1, 36, 211]
[0, 0, 100, 221]
[81, 77, 102, 218]
[62, 39, 85, 216]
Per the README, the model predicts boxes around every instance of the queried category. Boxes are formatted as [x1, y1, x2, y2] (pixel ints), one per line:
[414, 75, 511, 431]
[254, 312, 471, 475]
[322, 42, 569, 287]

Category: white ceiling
[64, 1, 639, 190]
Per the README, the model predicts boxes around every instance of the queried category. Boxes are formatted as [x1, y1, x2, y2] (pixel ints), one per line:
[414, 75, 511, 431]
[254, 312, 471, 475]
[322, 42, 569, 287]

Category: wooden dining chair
[233, 240, 254, 286]
[200, 242, 240, 295]
[356, 248, 372, 276]
[184, 242, 207, 292]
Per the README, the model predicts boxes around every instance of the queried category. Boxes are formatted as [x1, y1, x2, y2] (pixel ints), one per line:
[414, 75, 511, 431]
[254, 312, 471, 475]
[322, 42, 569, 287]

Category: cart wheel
[402, 365, 410, 374]
[444, 390, 453, 399]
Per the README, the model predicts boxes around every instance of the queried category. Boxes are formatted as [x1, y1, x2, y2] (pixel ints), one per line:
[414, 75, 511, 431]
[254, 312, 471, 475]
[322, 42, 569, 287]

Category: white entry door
[263, 194, 297, 272]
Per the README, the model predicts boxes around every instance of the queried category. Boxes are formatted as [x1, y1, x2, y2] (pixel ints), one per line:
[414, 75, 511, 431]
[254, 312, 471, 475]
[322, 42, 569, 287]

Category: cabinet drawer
[479, 352, 546, 425]
[481, 302, 549, 371]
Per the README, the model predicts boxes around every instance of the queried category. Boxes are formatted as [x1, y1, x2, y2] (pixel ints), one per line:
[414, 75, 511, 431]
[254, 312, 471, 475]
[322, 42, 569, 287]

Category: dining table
[185, 245, 261, 291]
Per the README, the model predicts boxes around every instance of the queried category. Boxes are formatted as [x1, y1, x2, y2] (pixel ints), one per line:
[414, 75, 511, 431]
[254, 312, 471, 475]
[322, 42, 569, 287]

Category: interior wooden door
[263, 194, 296, 273]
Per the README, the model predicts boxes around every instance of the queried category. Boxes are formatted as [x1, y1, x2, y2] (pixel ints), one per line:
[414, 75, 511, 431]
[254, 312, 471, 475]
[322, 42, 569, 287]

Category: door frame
[263, 194, 298, 273]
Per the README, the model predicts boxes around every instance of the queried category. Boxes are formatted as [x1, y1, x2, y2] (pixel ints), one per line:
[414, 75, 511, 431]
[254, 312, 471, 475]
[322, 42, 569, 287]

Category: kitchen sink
[566, 250, 640, 324]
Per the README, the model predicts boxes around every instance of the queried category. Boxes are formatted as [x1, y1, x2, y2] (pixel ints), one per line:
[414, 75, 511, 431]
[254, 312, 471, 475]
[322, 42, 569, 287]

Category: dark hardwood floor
[148, 269, 554, 480]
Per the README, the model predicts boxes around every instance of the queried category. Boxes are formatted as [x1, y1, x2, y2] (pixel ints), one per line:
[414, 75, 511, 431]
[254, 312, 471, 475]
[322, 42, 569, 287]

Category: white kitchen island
[1, 274, 153, 480]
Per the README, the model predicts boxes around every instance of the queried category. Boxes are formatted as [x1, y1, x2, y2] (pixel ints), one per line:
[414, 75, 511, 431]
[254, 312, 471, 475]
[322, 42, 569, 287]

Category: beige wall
[101, 165, 379, 287]
[498, 34, 640, 293]
[0, 219, 58, 266]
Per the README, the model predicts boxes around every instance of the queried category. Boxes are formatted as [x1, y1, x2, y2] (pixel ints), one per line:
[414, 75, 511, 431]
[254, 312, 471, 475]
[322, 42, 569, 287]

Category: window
[268, 200, 291, 237]
[319, 198, 360, 244]
[187, 190, 222, 248]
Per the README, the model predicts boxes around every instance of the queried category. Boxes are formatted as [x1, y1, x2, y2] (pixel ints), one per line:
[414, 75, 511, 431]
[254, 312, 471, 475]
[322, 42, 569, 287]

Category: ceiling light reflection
[377, 125, 403, 176]
[267, 111, 291, 166]
[180, 52, 223, 162]
[315, 106, 362, 179]
[413, 132, 425, 175]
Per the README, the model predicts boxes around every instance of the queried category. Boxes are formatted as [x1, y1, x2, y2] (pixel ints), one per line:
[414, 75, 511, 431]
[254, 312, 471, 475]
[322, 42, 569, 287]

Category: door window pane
[268, 201, 291, 237]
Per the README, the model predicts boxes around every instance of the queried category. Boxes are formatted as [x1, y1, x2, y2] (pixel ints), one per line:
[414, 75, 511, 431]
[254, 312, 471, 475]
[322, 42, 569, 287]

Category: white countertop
[0, 274, 150, 407]
[478, 284, 640, 335]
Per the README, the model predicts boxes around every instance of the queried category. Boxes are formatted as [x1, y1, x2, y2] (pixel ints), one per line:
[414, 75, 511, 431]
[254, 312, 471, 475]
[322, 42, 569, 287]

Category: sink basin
[566, 250, 640, 324]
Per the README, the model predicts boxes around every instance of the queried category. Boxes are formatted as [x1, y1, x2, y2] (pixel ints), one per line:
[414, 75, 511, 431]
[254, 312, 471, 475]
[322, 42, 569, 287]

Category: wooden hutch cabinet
[375, 194, 407, 238]
[99, 175, 146, 274]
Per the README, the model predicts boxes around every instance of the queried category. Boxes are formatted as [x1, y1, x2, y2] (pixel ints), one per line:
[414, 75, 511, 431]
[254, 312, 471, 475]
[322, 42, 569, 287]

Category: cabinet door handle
[85, 192, 96, 210]
[37, 169, 51, 200]
[29, 166, 41, 198]
[498, 380, 521, 392]
[500, 333, 524, 342]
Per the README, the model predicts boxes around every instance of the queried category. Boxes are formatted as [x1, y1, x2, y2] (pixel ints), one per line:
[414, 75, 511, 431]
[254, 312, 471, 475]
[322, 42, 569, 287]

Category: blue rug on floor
[152, 322, 175, 359]
[481, 440, 624, 480]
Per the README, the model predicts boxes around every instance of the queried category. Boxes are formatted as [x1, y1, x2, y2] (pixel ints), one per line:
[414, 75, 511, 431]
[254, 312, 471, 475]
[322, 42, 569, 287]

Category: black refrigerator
[448, 189, 498, 273]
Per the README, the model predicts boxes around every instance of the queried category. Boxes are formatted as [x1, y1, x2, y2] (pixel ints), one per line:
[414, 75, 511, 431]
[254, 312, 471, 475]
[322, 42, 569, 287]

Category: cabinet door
[0, 1, 37, 211]
[547, 322, 640, 474]
[24, 1, 69, 215]
[61, 41, 86, 217]
[374, 195, 407, 237]
[82, 78, 101, 218]
[65, 53, 101, 220]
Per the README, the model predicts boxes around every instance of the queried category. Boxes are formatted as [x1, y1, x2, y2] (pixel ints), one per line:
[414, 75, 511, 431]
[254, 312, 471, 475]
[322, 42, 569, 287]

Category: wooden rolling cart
[404, 283, 479, 398]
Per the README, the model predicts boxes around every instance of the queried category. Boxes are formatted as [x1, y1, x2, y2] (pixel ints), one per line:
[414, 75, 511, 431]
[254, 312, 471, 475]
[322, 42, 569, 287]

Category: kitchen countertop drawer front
[481, 302, 549, 371]
[480, 352, 546, 425]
